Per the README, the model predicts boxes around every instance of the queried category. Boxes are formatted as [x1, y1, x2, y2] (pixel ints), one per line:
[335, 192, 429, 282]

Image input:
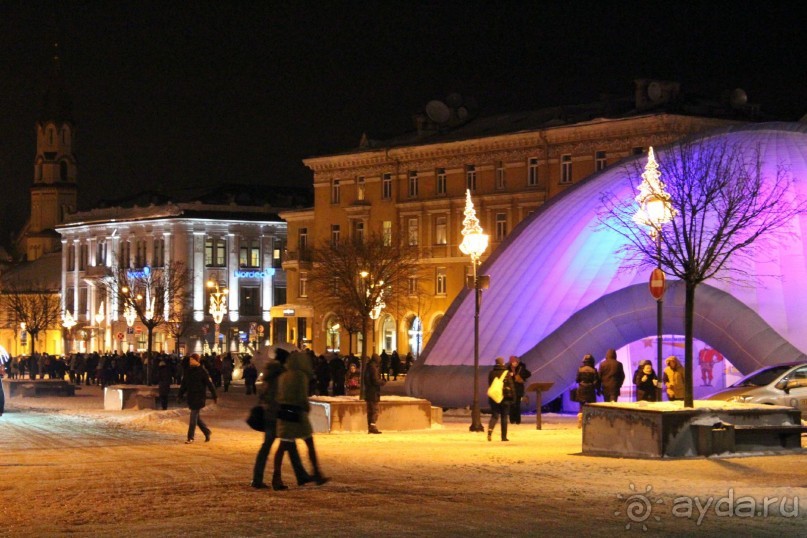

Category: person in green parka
[273, 350, 329, 489]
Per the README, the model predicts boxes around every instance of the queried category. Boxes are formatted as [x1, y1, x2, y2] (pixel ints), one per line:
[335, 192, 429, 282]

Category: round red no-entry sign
[649, 268, 666, 300]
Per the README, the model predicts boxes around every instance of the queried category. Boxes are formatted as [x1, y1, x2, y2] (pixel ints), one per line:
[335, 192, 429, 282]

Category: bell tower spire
[22, 41, 77, 261]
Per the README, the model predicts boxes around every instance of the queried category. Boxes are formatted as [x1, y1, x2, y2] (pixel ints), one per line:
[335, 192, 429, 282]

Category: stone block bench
[103, 385, 180, 410]
[308, 395, 439, 433]
[2, 379, 76, 398]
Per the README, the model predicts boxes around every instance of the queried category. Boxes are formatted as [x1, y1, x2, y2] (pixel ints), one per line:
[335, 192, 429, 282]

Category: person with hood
[178, 354, 217, 444]
[273, 350, 329, 489]
[243, 359, 258, 395]
[507, 355, 531, 425]
[364, 353, 386, 434]
[575, 354, 600, 428]
[251, 348, 310, 490]
[598, 348, 625, 402]
[329, 354, 346, 396]
[663, 356, 685, 401]
[634, 360, 660, 402]
[487, 357, 516, 442]
[156, 359, 173, 410]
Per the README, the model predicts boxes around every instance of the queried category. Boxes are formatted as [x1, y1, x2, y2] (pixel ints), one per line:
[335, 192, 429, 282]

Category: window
[632, 146, 644, 155]
[595, 150, 607, 172]
[496, 161, 506, 190]
[435, 216, 447, 245]
[79, 244, 88, 271]
[495, 212, 508, 241]
[273, 240, 283, 268]
[66, 287, 75, 312]
[239, 238, 260, 268]
[408, 277, 418, 296]
[408, 171, 418, 198]
[298, 228, 308, 251]
[435, 268, 447, 296]
[274, 285, 287, 306]
[331, 179, 341, 204]
[436, 168, 447, 195]
[356, 176, 366, 201]
[465, 165, 476, 192]
[135, 239, 147, 267]
[79, 287, 88, 315]
[382, 221, 392, 246]
[239, 286, 260, 316]
[68, 244, 76, 271]
[354, 220, 365, 242]
[205, 237, 227, 267]
[153, 238, 165, 267]
[331, 224, 341, 245]
[60, 161, 68, 181]
[382, 173, 392, 200]
[96, 241, 106, 267]
[527, 157, 539, 186]
[119, 241, 131, 268]
[299, 272, 308, 298]
[561, 154, 572, 184]
[407, 218, 419, 246]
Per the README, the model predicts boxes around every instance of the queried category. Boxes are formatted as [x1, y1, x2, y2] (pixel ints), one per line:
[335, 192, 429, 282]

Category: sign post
[649, 267, 666, 401]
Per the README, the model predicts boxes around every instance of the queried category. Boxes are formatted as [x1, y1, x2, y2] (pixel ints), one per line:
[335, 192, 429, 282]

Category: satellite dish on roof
[426, 100, 451, 124]
[730, 88, 748, 108]
[446, 92, 463, 108]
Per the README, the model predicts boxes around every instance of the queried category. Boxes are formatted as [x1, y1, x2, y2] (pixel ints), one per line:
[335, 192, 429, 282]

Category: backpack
[487, 371, 508, 403]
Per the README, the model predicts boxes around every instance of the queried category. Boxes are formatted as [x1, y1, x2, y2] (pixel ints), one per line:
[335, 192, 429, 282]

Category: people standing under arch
[598, 348, 625, 402]
[634, 360, 660, 401]
[663, 356, 685, 401]
[575, 354, 600, 428]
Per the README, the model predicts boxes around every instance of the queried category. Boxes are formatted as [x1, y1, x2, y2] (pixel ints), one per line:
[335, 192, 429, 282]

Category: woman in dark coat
[575, 354, 600, 428]
[178, 354, 217, 444]
[364, 353, 386, 434]
[634, 360, 660, 401]
[487, 357, 516, 442]
[273, 350, 328, 489]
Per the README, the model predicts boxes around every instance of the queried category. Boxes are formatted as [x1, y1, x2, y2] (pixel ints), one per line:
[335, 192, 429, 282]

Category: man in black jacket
[488, 357, 516, 442]
[178, 354, 217, 444]
[364, 354, 386, 434]
[507, 355, 531, 425]
[598, 348, 625, 402]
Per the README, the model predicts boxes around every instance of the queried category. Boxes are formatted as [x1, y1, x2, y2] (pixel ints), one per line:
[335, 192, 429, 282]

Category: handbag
[278, 404, 303, 423]
[486, 371, 507, 403]
[246, 405, 265, 432]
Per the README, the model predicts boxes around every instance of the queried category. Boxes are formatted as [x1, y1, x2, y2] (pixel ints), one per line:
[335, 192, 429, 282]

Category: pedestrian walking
[364, 353, 386, 434]
[487, 357, 515, 442]
[598, 348, 625, 402]
[274, 350, 329, 489]
[251, 348, 309, 490]
[178, 354, 217, 444]
[157, 359, 173, 410]
[390, 350, 401, 381]
[243, 359, 258, 395]
[221, 353, 234, 393]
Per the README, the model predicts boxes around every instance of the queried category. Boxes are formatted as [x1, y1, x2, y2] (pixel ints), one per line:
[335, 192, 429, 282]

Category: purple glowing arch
[405, 123, 807, 407]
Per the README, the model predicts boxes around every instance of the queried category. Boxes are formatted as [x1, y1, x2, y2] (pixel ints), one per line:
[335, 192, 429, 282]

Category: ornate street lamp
[459, 189, 490, 433]
[207, 279, 228, 353]
[633, 146, 676, 400]
[62, 311, 77, 354]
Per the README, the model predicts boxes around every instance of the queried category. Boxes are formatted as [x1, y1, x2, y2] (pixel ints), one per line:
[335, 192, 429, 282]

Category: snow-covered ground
[1, 382, 806, 537]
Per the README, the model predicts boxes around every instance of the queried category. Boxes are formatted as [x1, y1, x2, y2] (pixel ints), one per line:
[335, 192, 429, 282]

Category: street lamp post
[207, 279, 228, 354]
[459, 189, 490, 433]
[62, 310, 77, 355]
[633, 147, 675, 401]
[94, 302, 106, 352]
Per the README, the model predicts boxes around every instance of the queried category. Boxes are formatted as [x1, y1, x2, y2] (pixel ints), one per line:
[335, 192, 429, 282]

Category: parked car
[706, 361, 807, 418]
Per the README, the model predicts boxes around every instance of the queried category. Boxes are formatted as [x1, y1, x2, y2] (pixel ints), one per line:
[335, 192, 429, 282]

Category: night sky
[1, 1, 806, 243]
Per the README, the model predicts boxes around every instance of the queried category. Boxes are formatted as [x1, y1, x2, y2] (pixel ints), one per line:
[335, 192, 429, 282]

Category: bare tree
[1, 279, 61, 356]
[100, 261, 191, 383]
[166, 308, 194, 355]
[308, 232, 422, 396]
[331, 304, 363, 356]
[600, 137, 806, 407]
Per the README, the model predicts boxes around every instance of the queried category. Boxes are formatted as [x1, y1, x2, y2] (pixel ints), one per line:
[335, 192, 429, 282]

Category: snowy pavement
[1, 384, 806, 537]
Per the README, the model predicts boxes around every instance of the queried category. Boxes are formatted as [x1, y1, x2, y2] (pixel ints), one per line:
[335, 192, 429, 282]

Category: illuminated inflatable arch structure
[405, 123, 807, 408]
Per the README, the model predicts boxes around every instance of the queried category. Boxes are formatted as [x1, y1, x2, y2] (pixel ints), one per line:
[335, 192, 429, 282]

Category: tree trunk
[360, 318, 367, 400]
[684, 281, 696, 408]
[147, 325, 154, 386]
[29, 331, 36, 357]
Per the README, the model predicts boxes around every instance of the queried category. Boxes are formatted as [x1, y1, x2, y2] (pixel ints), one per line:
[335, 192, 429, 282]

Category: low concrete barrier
[104, 385, 180, 410]
[308, 395, 439, 433]
[2, 379, 76, 398]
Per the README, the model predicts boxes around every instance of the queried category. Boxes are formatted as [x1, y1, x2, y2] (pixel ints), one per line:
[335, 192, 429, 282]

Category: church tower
[22, 42, 77, 261]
